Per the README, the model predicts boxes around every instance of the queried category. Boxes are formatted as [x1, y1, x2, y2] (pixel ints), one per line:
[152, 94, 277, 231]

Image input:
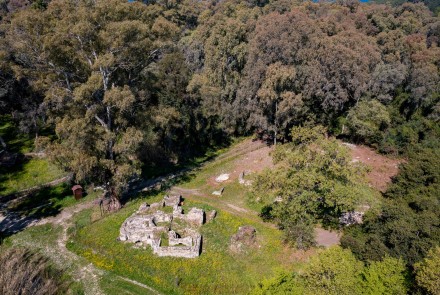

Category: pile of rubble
[229, 225, 257, 253]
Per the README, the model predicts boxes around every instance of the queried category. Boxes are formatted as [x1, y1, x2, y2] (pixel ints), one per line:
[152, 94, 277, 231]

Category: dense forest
[0, 0, 439, 294]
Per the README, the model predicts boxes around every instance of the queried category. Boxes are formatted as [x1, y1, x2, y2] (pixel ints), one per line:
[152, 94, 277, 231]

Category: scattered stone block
[185, 207, 205, 226]
[238, 171, 252, 186]
[207, 210, 217, 222]
[212, 187, 224, 196]
[274, 196, 282, 203]
[164, 195, 181, 207]
[215, 174, 230, 182]
[238, 171, 245, 184]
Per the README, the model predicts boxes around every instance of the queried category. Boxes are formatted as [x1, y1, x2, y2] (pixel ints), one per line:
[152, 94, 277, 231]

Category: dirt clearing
[342, 142, 402, 192]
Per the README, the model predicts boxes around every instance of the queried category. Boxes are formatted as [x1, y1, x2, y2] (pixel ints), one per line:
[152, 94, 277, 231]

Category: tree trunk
[274, 100, 278, 146]
[106, 187, 121, 211]
[108, 196, 121, 211]
[0, 135, 6, 150]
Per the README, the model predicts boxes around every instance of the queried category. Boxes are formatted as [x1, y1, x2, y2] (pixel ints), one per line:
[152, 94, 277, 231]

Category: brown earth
[342, 142, 402, 192]
[193, 139, 403, 249]
[207, 139, 274, 187]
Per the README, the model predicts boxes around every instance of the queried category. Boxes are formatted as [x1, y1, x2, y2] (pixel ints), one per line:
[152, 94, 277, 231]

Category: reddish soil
[342, 142, 402, 192]
[207, 139, 274, 187]
[315, 228, 341, 248]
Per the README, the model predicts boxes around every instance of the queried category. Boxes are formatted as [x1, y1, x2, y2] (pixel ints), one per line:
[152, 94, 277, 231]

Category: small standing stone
[207, 210, 217, 222]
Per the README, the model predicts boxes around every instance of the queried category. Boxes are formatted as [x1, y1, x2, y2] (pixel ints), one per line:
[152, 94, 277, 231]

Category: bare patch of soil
[342, 142, 402, 192]
[315, 228, 341, 248]
[207, 139, 274, 187]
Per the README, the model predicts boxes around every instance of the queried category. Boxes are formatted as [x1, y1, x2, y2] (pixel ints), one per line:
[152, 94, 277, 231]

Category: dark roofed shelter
[72, 185, 83, 200]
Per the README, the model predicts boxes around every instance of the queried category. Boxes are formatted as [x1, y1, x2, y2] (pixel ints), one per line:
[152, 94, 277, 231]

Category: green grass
[141, 144, 231, 180]
[0, 158, 67, 196]
[0, 115, 66, 197]
[65, 138, 304, 294]
[0, 115, 34, 153]
[7, 184, 101, 219]
[100, 274, 157, 295]
[68, 197, 294, 295]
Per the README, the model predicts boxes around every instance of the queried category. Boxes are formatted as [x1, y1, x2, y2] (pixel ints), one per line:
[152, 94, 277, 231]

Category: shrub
[0, 247, 67, 295]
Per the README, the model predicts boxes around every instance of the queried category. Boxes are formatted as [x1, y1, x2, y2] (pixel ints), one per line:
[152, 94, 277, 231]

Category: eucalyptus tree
[7, 0, 180, 207]
[256, 62, 299, 145]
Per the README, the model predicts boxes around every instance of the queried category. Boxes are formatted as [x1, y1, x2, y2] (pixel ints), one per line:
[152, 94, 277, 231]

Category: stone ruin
[238, 171, 252, 186]
[119, 195, 207, 258]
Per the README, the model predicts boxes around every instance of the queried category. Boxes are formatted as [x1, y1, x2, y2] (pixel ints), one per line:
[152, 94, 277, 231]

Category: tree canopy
[251, 126, 374, 248]
[251, 247, 409, 295]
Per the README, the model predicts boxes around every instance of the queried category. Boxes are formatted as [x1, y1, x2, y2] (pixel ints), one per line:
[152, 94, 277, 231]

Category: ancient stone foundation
[119, 195, 205, 258]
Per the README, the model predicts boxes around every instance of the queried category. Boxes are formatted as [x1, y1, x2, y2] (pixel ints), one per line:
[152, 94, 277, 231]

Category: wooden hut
[72, 185, 83, 200]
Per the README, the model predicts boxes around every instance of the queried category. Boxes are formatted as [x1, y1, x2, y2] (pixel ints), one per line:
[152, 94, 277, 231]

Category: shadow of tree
[0, 154, 28, 196]
[0, 184, 72, 243]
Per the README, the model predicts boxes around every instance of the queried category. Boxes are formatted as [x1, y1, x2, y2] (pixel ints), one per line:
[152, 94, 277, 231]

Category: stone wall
[154, 234, 202, 258]
[119, 196, 204, 258]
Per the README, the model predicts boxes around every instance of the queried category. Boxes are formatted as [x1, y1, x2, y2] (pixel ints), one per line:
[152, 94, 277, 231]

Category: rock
[230, 225, 257, 253]
[212, 187, 224, 196]
[238, 171, 252, 186]
[215, 174, 230, 182]
[238, 171, 245, 184]
[274, 196, 282, 203]
[137, 203, 149, 213]
[207, 210, 217, 222]
[185, 207, 205, 226]
[340, 211, 365, 226]
[164, 195, 182, 207]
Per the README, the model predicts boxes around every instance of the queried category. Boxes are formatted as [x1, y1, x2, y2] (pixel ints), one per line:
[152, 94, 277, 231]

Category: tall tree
[7, 0, 180, 207]
[256, 62, 301, 144]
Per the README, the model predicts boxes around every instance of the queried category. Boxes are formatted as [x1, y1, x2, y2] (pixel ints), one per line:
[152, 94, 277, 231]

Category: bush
[0, 247, 68, 295]
[346, 99, 391, 145]
[415, 247, 440, 295]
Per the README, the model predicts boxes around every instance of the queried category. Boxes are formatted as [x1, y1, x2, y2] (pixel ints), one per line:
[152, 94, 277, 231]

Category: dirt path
[117, 276, 162, 295]
[9, 200, 105, 295]
[24, 200, 161, 295]
[44, 202, 164, 295]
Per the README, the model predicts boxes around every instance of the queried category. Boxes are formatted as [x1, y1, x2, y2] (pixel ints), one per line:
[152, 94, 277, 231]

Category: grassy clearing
[0, 158, 67, 196]
[100, 274, 157, 295]
[68, 139, 304, 295]
[0, 115, 65, 197]
[69, 196, 298, 295]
